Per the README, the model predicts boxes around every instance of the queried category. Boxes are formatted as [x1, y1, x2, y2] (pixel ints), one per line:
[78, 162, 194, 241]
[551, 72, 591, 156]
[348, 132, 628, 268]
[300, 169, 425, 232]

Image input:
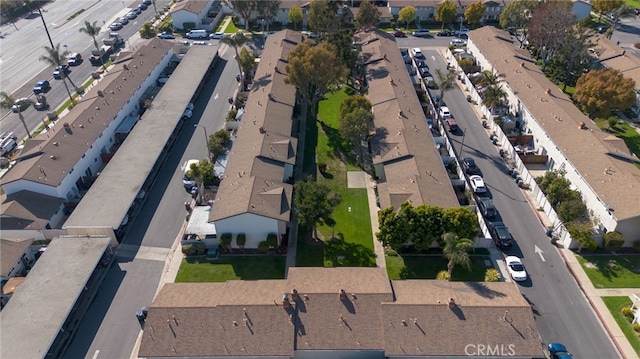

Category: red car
[392, 30, 407, 38]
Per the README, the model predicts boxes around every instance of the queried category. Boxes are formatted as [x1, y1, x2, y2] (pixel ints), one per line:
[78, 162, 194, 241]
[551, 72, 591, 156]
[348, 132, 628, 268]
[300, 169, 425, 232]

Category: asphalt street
[62, 48, 236, 359]
[419, 49, 619, 358]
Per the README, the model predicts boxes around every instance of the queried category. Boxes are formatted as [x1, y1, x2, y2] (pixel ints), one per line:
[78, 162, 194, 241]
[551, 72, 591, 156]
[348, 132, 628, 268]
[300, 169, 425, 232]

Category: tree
[308, 0, 335, 33]
[592, 0, 624, 22]
[609, 5, 637, 39]
[289, 5, 303, 30]
[499, 0, 538, 47]
[527, 1, 575, 70]
[40, 43, 75, 105]
[221, 32, 251, 78]
[376, 206, 410, 250]
[139, 22, 157, 39]
[535, 170, 579, 207]
[435, 0, 457, 30]
[0, 92, 32, 138]
[355, 0, 380, 31]
[208, 129, 231, 158]
[256, 0, 280, 31]
[482, 84, 506, 114]
[574, 69, 636, 119]
[557, 199, 587, 222]
[441, 206, 478, 242]
[544, 26, 592, 92]
[398, 6, 417, 30]
[464, 2, 485, 28]
[79, 21, 107, 71]
[285, 40, 348, 118]
[325, 30, 358, 70]
[484, 268, 501, 282]
[294, 177, 341, 239]
[477, 70, 504, 87]
[188, 159, 215, 187]
[434, 68, 456, 107]
[340, 94, 371, 118]
[231, 0, 256, 31]
[567, 221, 597, 252]
[339, 107, 372, 151]
[238, 47, 257, 81]
[603, 231, 624, 252]
[442, 232, 474, 279]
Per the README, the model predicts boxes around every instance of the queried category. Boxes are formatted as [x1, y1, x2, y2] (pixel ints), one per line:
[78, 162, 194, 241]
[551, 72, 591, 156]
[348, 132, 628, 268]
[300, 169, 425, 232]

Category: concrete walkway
[359, 172, 386, 268]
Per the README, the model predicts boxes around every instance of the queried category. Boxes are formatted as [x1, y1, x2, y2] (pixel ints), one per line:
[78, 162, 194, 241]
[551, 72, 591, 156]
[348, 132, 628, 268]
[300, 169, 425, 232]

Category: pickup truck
[90, 36, 123, 65]
[0, 132, 18, 157]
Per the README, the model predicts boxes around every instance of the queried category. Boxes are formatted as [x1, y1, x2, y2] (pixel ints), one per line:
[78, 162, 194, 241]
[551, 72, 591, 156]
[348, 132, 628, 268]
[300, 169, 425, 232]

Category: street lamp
[25, 1, 55, 50]
[194, 124, 211, 161]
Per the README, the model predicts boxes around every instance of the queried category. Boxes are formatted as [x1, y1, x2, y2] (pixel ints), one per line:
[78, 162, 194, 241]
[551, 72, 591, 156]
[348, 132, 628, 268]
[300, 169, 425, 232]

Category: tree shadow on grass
[324, 237, 376, 267]
[319, 121, 358, 167]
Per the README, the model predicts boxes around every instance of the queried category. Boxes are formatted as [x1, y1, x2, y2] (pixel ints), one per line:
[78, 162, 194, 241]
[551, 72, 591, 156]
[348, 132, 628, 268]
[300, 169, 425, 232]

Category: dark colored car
[136, 307, 149, 321]
[53, 64, 70, 79]
[597, 26, 608, 34]
[392, 30, 406, 37]
[436, 29, 453, 36]
[138, 3, 148, 10]
[33, 80, 50, 94]
[419, 67, 431, 78]
[488, 222, 513, 248]
[462, 157, 480, 175]
[415, 60, 428, 69]
[477, 198, 497, 219]
[548, 343, 572, 359]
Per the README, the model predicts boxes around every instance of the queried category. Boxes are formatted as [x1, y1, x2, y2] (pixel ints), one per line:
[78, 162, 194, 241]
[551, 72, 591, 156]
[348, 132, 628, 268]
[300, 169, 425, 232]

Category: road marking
[92, 350, 100, 359]
[431, 55, 436, 61]
[214, 93, 219, 100]
[534, 245, 546, 262]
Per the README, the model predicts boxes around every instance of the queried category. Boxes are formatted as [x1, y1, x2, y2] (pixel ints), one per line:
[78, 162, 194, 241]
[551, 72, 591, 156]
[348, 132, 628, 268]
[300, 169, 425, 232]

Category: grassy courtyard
[386, 254, 493, 281]
[602, 296, 640, 355]
[175, 256, 286, 282]
[595, 118, 640, 167]
[576, 255, 640, 288]
[296, 87, 376, 267]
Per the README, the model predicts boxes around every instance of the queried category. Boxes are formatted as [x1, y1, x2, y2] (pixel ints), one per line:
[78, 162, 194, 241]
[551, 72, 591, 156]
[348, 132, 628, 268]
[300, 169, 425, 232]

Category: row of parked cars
[109, 0, 151, 31]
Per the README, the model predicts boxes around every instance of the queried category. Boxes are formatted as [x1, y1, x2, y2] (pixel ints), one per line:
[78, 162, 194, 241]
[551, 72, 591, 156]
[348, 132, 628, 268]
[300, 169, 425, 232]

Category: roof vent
[123, 64, 129, 70]
[292, 289, 299, 300]
[339, 289, 347, 300]
[520, 62, 525, 67]
[448, 298, 456, 307]
[53, 142, 59, 146]
[50, 155, 57, 160]
[282, 294, 290, 307]
[95, 107, 100, 110]
[79, 124, 85, 128]
[97, 90, 104, 97]
[545, 88, 551, 95]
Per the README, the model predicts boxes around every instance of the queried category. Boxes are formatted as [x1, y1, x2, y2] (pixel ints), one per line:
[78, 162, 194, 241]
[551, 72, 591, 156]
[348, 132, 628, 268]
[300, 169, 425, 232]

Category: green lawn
[175, 256, 286, 282]
[386, 255, 493, 281]
[220, 16, 239, 33]
[602, 296, 640, 355]
[296, 87, 376, 267]
[595, 118, 640, 164]
[576, 255, 640, 288]
[625, 0, 640, 9]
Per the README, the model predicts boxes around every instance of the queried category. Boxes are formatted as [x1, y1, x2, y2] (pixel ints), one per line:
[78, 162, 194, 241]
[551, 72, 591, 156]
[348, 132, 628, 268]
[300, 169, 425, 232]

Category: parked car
[109, 22, 123, 31]
[158, 32, 175, 39]
[210, 32, 224, 39]
[136, 307, 148, 321]
[33, 80, 50, 94]
[392, 30, 406, 37]
[34, 97, 49, 111]
[439, 106, 451, 118]
[142, 0, 152, 4]
[488, 221, 513, 247]
[476, 198, 497, 218]
[182, 159, 199, 189]
[548, 343, 572, 359]
[469, 175, 486, 193]
[405, 63, 416, 76]
[53, 64, 70, 79]
[444, 117, 458, 132]
[132, 7, 142, 15]
[126, 11, 137, 19]
[415, 59, 428, 69]
[138, 3, 148, 10]
[450, 39, 467, 47]
[597, 25, 608, 34]
[462, 157, 480, 175]
[11, 98, 31, 113]
[436, 29, 453, 36]
[410, 47, 424, 58]
[67, 53, 82, 66]
[412, 30, 431, 38]
[505, 256, 527, 281]
[430, 94, 441, 106]
[186, 102, 195, 111]
[454, 28, 469, 36]
[119, 17, 129, 25]
[182, 108, 193, 119]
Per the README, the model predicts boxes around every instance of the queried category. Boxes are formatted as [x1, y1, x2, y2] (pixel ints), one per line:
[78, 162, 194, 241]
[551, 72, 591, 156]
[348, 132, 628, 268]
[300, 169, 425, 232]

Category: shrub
[183, 22, 196, 30]
[603, 231, 624, 252]
[182, 242, 206, 256]
[226, 108, 238, 121]
[345, 86, 356, 95]
[266, 233, 278, 248]
[436, 270, 450, 281]
[633, 323, 640, 332]
[557, 199, 587, 222]
[219, 233, 232, 249]
[484, 268, 501, 282]
[385, 249, 398, 257]
[236, 233, 246, 248]
[622, 306, 634, 319]
[258, 241, 269, 253]
[318, 162, 327, 173]
[390, 21, 396, 29]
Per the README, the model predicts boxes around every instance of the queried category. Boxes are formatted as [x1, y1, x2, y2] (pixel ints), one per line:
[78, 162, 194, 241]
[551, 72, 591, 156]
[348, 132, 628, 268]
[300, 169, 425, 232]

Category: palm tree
[0, 92, 34, 138]
[477, 70, 504, 87]
[220, 32, 250, 79]
[40, 44, 75, 105]
[139, 22, 157, 39]
[434, 68, 456, 107]
[482, 84, 506, 115]
[79, 21, 107, 71]
[442, 232, 474, 279]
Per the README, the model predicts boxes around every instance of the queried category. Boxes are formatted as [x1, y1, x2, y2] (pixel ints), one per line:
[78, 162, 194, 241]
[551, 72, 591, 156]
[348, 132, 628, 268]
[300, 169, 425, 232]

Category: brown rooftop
[171, 0, 211, 15]
[591, 35, 640, 91]
[2, 39, 173, 190]
[0, 191, 64, 230]
[359, 30, 459, 210]
[469, 26, 640, 220]
[1, 238, 35, 277]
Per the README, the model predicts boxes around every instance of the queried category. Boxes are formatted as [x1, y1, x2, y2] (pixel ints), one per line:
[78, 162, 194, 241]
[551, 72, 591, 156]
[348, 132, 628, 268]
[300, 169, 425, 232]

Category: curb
[53, 0, 103, 29]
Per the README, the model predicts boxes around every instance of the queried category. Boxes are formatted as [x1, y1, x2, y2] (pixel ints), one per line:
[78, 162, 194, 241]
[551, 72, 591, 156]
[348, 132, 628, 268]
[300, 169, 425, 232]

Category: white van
[185, 30, 208, 39]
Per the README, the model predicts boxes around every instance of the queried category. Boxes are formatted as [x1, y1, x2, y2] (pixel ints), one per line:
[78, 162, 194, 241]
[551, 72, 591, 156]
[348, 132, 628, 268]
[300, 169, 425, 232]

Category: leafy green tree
[567, 221, 597, 252]
[442, 206, 478, 242]
[238, 47, 257, 81]
[527, 0, 575, 70]
[535, 170, 580, 207]
[545, 26, 592, 92]
[339, 107, 372, 149]
[231, 0, 257, 30]
[79, 20, 107, 71]
[607, 116, 618, 130]
[499, 0, 538, 47]
[592, 0, 624, 22]
[340, 95, 371, 118]
[285, 40, 348, 118]
[294, 177, 341, 239]
[256, 0, 280, 31]
[221, 32, 251, 77]
[355, 0, 380, 31]
[574, 68, 636, 119]
[434, 68, 456, 107]
[557, 199, 587, 222]
[40, 43, 75, 105]
[603, 231, 624, 252]
[435, 0, 457, 29]
[477, 70, 503, 87]
[464, 2, 485, 28]
[139, 22, 157, 39]
[442, 232, 474, 279]
[208, 129, 231, 158]
[325, 30, 359, 70]
[289, 6, 303, 30]
[398, 6, 417, 30]
[416, 205, 445, 247]
[308, 0, 335, 33]
[376, 206, 409, 250]
[188, 159, 215, 187]
[0, 92, 32, 138]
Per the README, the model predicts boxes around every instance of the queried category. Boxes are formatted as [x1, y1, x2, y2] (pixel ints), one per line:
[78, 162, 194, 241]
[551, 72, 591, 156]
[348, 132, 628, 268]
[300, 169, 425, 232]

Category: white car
[209, 32, 224, 39]
[505, 256, 527, 281]
[410, 47, 424, 58]
[182, 109, 193, 119]
[450, 39, 467, 47]
[469, 175, 487, 193]
[439, 106, 451, 118]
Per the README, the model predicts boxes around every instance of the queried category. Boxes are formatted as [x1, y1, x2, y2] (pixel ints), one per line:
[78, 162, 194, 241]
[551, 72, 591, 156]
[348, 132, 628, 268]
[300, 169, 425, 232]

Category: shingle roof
[209, 30, 302, 223]
[171, 0, 210, 15]
[0, 191, 64, 230]
[469, 26, 640, 220]
[591, 35, 640, 91]
[2, 39, 173, 190]
[0, 238, 34, 277]
[359, 30, 459, 210]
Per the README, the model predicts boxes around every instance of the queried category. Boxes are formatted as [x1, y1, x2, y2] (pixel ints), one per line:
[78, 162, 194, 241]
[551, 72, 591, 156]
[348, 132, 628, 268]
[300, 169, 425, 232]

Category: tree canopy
[592, 0, 624, 22]
[231, 0, 256, 30]
[574, 68, 636, 119]
[434, 68, 457, 107]
[208, 129, 231, 159]
[355, 0, 381, 31]
[256, 0, 280, 31]
[308, 0, 337, 33]
[499, 0, 538, 47]
[398, 6, 417, 29]
[294, 177, 341, 239]
[221, 32, 250, 76]
[544, 26, 592, 92]
[139, 22, 157, 39]
[238, 47, 257, 81]
[339, 107, 372, 148]
[527, 0, 575, 70]
[464, 2, 485, 28]
[435, 0, 457, 29]
[442, 232, 474, 278]
[289, 5, 303, 30]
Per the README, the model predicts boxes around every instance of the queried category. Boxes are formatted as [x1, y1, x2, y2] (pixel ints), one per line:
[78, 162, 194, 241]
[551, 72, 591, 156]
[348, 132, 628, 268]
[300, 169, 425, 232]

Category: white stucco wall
[214, 212, 281, 248]
[172, 10, 199, 29]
